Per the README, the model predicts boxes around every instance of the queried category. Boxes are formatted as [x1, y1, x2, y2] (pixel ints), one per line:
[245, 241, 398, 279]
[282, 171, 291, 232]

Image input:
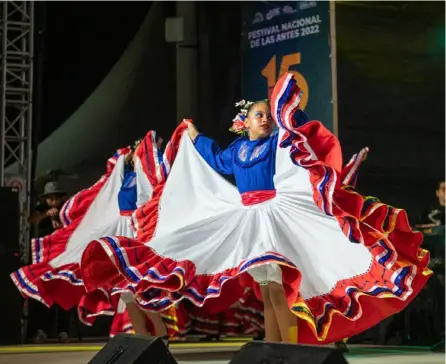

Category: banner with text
[241, 1, 335, 131]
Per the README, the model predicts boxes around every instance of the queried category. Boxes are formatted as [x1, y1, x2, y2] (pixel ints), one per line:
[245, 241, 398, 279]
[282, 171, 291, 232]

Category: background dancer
[111, 138, 169, 340]
[11, 132, 175, 340]
[108, 133, 189, 343]
[81, 73, 431, 346]
[78, 135, 179, 340]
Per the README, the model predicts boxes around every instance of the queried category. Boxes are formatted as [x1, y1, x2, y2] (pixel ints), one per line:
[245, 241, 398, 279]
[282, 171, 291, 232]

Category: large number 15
[261, 53, 309, 110]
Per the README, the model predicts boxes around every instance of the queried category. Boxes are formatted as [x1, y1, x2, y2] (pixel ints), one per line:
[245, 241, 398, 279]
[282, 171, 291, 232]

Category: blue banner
[241, 1, 335, 131]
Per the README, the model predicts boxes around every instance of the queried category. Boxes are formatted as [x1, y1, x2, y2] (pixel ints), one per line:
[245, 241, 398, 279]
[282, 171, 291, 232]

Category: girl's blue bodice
[194, 131, 279, 194]
[117, 165, 137, 213]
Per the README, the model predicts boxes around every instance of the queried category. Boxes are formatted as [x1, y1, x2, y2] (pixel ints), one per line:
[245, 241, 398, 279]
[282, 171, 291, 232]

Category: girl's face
[245, 102, 274, 140]
[156, 137, 163, 149]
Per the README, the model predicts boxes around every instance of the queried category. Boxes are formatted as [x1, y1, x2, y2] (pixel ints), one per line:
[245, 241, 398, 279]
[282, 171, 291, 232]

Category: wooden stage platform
[0, 340, 443, 364]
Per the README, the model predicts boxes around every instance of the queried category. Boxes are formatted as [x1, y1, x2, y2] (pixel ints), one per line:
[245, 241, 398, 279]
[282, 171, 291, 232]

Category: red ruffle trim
[132, 123, 189, 243]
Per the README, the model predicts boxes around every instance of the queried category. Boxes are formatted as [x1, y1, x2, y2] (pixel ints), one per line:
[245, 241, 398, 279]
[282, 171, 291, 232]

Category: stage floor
[0, 341, 443, 364]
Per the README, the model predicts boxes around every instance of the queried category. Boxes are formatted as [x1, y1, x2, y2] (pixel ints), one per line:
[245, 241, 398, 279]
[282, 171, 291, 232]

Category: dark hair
[437, 180, 445, 190]
[246, 99, 270, 113]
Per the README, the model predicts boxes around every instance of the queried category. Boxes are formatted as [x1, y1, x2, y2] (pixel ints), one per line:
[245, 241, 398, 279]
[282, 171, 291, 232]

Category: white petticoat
[139, 130, 373, 300]
[249, 264, 283, 285]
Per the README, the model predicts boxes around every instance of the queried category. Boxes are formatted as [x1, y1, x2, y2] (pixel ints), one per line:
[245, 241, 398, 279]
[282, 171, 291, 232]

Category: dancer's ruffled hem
[11, 261, 87, 309]
[109, 311, 135, 338]
[82, 236, 429, 344]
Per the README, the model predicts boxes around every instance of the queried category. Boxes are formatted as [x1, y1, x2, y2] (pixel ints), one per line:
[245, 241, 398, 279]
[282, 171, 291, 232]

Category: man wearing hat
[28, 181, 67, 234]
[27, 181, 71, 343]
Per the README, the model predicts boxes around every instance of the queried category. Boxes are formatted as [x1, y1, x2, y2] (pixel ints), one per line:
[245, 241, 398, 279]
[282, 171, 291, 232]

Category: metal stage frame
[0, 1, 34, 263]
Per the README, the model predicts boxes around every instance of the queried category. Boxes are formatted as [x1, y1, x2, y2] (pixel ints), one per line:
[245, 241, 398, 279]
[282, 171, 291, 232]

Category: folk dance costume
[81, 73, 431, 344]
[109, 125, 191, 338]
[11, 131, 186, 337]
[11, 145, 135, 310]
[79, 132, 189, 337]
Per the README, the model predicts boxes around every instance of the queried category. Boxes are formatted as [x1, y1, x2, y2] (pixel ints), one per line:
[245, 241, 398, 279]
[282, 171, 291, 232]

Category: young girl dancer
[11, 132, 178, 339]
[81, 73, 431, 344]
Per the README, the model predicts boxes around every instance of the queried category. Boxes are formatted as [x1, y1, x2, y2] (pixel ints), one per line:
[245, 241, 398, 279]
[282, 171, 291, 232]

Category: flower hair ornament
[229, 99, 269, 135]
[132, 138, 143, 151]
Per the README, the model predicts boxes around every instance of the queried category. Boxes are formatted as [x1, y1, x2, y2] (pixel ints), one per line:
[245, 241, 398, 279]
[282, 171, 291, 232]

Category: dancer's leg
[126, 302, 150, 334]
[268, 281, 298, 344]
[260, 284, 281, 342]
[146, 312, 168, 337]
[121, 292, 151, 335]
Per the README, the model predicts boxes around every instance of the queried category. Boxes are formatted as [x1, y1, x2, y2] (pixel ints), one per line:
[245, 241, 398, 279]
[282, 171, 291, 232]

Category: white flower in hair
[244, 101, 254, 110]
[235, 100, 246, 107]
[133, 138, 143, 150]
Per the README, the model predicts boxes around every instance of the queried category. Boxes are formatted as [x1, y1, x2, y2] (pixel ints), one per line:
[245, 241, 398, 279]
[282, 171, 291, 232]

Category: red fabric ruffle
[133, 123, 189, 243]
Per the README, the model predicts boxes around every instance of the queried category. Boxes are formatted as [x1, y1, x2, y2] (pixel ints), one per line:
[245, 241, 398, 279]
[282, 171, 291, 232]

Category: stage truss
[0, 1, 34, 263]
